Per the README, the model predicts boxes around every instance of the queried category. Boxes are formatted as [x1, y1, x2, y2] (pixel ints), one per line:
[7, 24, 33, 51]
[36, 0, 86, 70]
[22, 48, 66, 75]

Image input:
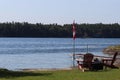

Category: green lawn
[0, 68, 120, 80]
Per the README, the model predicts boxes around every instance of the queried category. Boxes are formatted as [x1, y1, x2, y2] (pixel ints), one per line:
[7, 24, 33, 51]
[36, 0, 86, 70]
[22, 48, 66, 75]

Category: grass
[0, 68, 120, 80]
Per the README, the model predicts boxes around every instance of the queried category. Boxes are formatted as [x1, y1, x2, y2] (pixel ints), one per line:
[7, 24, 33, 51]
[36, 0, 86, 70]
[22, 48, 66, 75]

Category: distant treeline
[0, 22, 120, 38]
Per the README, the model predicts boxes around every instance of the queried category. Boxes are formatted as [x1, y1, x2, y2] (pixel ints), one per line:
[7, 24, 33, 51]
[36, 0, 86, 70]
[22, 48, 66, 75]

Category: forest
[0, 22, 120, 38]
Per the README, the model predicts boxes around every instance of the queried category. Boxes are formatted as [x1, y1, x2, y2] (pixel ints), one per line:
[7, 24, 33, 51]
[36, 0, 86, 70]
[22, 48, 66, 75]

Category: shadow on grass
[0, 69, 52, 78]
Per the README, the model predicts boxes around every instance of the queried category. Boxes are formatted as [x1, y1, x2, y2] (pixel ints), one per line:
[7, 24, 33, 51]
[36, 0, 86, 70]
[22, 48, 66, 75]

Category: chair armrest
[102, 58, 113, 63]
[102, 59, 112, 61]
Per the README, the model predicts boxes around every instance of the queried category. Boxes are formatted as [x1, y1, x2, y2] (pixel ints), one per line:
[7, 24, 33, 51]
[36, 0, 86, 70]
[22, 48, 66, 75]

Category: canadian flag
[72, 21, 76, 40]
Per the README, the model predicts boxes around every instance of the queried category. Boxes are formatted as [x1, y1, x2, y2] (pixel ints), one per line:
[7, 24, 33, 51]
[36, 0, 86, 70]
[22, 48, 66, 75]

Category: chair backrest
[83, 53, 94, 68]
[111, 52, 118, 66]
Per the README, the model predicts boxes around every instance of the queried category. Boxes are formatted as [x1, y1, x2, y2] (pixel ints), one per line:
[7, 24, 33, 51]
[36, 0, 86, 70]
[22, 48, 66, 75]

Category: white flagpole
[72, 20, 76, 67]
[73, 38, 75, 67]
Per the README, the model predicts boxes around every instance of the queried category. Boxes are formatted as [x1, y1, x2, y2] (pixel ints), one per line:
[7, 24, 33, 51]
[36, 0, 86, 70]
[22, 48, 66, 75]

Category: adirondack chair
[102, 52, 119, 69]
[76, 53, 94, 72]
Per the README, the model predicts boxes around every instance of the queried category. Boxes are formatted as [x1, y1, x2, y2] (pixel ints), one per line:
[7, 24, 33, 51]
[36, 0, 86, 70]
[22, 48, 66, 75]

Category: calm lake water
[0, 38, 120, 70]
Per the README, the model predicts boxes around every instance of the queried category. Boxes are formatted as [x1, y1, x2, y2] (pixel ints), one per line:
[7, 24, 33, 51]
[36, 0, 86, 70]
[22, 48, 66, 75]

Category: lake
[0, 38, 120, 70]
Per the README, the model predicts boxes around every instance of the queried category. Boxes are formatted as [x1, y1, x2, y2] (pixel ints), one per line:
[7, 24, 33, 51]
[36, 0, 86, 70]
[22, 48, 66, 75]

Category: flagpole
[73, 38, 75, 67]
[72, 20, 76, 67]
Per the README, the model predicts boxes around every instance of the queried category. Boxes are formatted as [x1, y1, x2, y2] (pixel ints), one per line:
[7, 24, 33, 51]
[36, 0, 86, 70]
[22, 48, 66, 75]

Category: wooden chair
[77, 53, 94, 72]
[102, 52, 119, 69]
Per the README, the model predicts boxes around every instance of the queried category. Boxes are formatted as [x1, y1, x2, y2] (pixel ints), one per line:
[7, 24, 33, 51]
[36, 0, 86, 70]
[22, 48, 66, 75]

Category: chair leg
[78, 64, 84, 72]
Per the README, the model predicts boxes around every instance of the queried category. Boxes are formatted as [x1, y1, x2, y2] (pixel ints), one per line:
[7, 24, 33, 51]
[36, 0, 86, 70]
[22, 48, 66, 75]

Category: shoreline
[18, 68, 72, 71]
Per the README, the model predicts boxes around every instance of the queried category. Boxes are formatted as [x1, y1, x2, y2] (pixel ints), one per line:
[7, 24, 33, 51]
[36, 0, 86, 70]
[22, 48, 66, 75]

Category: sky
[0, 0, 120, 24]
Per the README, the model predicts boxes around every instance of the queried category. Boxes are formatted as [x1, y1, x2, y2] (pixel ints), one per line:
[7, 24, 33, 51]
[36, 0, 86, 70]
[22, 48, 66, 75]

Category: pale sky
[0, 0, 120, 24]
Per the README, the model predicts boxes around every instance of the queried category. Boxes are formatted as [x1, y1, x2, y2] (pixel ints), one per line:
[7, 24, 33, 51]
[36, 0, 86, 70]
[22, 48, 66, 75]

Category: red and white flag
[72, 21, 76, 40]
